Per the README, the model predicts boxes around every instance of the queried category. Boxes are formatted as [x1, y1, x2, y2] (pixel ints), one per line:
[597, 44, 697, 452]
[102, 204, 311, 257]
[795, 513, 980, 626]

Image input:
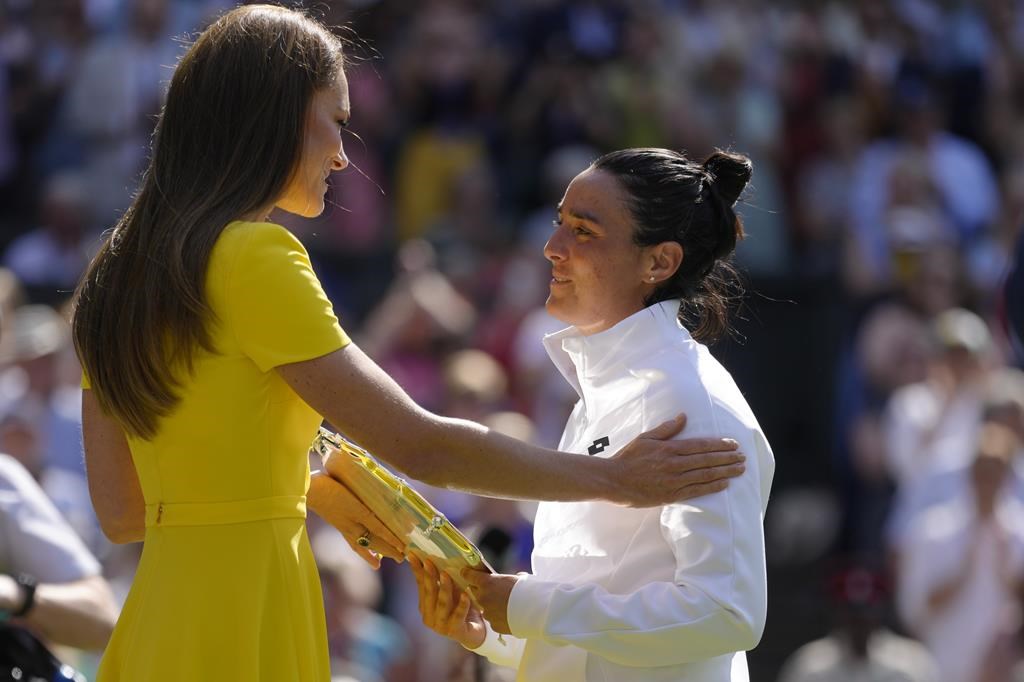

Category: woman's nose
[543, 231, 565, 262]
[331, 147, 349, 171]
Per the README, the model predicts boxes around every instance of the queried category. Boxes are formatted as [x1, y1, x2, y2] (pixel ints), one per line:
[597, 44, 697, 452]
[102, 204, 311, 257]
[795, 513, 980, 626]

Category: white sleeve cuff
[507, 574, 560, 639]
[469, 620, 526, 669]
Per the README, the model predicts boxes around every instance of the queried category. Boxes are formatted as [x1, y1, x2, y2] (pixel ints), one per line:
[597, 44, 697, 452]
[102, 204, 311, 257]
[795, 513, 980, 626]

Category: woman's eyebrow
[556, 202, 602, 225]
[568, 208, 602, 225]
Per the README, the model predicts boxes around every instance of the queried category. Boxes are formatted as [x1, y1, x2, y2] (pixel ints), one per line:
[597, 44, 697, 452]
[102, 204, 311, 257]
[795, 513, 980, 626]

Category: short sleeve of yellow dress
[97, 222, 348, 682]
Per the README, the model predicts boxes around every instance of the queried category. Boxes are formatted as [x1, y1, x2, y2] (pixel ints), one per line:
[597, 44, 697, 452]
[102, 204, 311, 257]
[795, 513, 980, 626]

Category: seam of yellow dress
[221, 220, 255, 363]
[270, 515, 306, 675]
[143, 495, 306, 527]
[225, 223, 276, 499]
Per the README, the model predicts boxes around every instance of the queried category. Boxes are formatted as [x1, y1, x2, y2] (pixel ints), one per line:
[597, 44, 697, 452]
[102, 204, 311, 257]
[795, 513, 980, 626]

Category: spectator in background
[61, 0, 178, 223]
[356, 240, 477, 413]
[0, 452, 117, 652]
[883, 308, 993, 487]
[0, 303, 98, 554]
[0, 0, 91, 223]
[977, 581, 1024, 682]
[428, 162, 513, 301]
[392, 2, 493, 241]
[897, 421, 1024, 682]
[683, 38, 790, 278]
[835, 302, 931, 552]
[985, 368, 1024, 438]
[882, 315, 1013, 548]
[887, 365, 1024, 564]
[2, 171, 90, 306]
[899, 243, 966, 319]
[848, 77, 999, 298]
[777, 564, 937, 682]
[597, 10, 677, 151]
[0, 304, 84, 476]
[798, 97, 866, 278]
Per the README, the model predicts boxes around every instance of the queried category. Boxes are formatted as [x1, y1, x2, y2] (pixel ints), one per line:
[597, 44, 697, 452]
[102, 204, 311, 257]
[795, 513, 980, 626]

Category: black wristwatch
[11, 573, 37, 617]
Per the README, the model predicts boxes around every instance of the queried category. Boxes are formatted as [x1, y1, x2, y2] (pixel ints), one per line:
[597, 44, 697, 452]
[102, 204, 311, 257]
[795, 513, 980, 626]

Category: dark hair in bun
[703, 150, 753, 208]
[590, 147, 752, 342]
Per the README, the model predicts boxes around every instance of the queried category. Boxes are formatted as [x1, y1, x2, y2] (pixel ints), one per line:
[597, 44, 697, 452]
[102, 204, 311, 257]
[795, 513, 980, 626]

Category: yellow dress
[94, 221, 349, 681]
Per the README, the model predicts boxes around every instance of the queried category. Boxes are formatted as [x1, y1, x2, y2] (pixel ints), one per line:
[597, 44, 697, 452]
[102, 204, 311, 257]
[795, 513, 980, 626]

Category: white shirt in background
[897, 496, 1024, 682]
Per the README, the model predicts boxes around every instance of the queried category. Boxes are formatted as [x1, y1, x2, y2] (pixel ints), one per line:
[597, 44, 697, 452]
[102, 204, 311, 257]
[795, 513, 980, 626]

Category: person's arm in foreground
[277, 343, 745, 506]
[0, 573, 117, 651]
[0, 453, 118, 650]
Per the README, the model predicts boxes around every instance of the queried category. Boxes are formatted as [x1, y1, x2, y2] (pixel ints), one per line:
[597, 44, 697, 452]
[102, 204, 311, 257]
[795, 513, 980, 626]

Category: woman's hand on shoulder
[607, 413, 746, 507]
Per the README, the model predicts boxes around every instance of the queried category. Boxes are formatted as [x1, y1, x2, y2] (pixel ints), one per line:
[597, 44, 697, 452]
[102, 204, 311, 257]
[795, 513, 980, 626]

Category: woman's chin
[278, 198, 326, 219]
[544, 297, 572, 324]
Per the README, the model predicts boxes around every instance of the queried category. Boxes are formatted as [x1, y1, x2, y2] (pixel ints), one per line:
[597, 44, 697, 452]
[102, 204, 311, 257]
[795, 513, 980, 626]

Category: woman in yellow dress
[71, 5, 746, 680]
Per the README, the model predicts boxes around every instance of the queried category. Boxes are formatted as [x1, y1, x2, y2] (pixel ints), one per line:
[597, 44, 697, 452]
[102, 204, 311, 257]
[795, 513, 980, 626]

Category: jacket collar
[542, 300, 689, 399]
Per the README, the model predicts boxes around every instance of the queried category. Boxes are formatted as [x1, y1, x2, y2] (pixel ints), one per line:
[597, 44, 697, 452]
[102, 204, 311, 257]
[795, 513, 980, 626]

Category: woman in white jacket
[410, 147, 775, 681]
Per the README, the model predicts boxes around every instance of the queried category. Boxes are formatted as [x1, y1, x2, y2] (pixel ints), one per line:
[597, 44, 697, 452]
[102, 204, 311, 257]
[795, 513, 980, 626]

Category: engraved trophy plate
[312, 427, 494, 591]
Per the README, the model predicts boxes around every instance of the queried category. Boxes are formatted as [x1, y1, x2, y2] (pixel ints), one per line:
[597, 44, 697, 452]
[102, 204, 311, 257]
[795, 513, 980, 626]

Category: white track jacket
[473, 300, 775, 681]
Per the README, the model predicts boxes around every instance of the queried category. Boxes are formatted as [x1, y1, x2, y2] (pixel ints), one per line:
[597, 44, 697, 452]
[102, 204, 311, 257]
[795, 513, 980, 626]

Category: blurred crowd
[1, 0, 1024, 680]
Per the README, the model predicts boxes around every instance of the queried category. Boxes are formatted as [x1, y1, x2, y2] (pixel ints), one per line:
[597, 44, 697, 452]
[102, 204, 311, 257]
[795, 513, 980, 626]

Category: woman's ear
[645, 242, 683, 284]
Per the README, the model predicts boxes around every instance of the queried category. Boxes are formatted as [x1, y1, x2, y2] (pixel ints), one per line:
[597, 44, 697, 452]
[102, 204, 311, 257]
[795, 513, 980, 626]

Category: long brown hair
[72, 5, 344, 439]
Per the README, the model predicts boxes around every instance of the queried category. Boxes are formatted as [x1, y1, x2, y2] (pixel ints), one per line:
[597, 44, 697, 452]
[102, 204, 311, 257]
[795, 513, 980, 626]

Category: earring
[649, 276, 656, 282]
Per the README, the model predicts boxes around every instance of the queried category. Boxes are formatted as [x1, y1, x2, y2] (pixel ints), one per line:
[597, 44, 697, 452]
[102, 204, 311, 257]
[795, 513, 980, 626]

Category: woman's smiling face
[275, 69, 351, 218]
[543, 168, 654, 336]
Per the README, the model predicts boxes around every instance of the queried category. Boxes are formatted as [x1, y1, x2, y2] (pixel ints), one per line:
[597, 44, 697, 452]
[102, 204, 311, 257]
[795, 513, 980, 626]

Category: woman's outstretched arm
[277, 343, 744, 507]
